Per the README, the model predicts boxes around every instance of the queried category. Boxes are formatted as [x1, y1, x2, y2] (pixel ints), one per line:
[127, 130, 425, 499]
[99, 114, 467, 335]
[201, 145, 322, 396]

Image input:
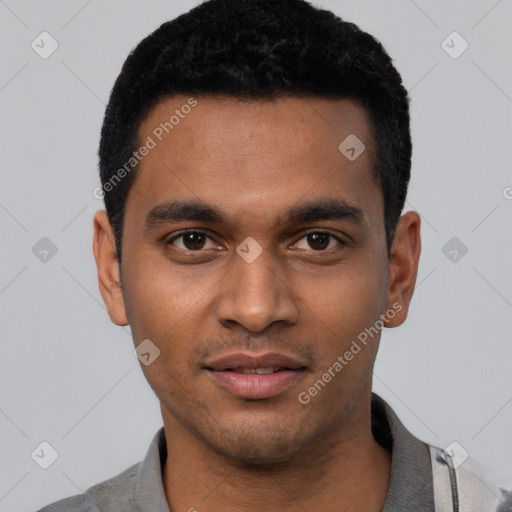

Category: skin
[93, 95, 421, 512]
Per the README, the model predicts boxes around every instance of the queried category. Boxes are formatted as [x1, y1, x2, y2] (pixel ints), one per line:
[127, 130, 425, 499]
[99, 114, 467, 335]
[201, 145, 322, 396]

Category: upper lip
[204, 352, 307, 371]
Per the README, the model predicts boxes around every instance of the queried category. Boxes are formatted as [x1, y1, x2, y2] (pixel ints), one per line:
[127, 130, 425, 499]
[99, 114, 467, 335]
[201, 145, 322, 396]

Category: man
[38, 0, 511, 510]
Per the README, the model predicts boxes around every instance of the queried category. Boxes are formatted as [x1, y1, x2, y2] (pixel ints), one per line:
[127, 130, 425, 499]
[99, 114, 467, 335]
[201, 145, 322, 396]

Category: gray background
[1, 1, 511, 510]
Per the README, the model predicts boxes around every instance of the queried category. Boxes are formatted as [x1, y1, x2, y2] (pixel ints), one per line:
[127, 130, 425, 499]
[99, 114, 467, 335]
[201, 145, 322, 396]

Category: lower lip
[206, 369, 304, 399]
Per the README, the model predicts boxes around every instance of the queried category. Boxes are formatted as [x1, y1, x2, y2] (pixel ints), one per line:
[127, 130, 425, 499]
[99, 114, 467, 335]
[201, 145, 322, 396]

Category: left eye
[294, 232, 342, 251]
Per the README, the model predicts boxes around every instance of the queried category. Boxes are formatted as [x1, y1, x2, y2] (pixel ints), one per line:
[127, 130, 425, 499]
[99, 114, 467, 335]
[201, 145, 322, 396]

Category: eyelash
[165, 229, 346, 252]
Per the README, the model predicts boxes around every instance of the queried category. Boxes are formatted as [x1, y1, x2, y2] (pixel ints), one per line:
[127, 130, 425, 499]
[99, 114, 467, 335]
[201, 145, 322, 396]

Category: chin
[199, 417, 317, 467]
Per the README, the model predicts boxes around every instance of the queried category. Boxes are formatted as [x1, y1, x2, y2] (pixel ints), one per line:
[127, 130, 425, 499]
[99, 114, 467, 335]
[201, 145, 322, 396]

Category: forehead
[127, 95, 382, 230]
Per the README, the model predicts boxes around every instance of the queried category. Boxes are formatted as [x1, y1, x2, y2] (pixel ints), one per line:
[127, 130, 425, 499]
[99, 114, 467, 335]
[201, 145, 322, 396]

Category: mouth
[220, 366, 295, 375]
[204, 352, 307, 400]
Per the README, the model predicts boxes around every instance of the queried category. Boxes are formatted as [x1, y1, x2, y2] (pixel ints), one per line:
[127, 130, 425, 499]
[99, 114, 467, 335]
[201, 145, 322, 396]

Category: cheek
[123, 249, 213, 337]
[298, 261, 388, 344]
[298, 266, 387, 405]
[123, 263, 205, 403]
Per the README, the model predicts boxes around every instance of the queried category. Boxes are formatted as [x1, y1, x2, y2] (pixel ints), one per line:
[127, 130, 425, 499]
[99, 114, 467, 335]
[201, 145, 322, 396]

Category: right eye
[166, 230, 218, 251]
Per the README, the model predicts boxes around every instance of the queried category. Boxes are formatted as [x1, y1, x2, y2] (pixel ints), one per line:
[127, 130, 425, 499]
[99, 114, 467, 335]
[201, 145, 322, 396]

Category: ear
[92, 210, 128, 326]
[385, 211, 421, 328]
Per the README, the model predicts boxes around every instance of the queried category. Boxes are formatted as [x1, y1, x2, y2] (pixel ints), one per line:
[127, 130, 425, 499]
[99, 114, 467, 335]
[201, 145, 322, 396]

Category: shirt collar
[134, 426, 170, 512]
[373, 393, 435, 511]
[133, 393, 434, 511]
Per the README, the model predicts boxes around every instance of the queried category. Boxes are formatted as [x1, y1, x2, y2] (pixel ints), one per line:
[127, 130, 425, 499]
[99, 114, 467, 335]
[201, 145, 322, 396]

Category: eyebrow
[143, 198, 364, 231]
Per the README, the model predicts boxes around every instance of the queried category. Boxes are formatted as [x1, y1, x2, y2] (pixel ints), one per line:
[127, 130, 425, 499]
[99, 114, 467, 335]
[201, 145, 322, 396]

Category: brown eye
[307, 232, 330, 250]
[294, 232, 342, 251]
[168, 231, 215, 251]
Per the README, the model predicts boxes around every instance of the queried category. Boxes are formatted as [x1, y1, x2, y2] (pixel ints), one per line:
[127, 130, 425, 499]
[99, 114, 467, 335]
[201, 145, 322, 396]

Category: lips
[231, 367, 286, 375]
[205, 352, 305, 371]
[204, 352, 307, 399]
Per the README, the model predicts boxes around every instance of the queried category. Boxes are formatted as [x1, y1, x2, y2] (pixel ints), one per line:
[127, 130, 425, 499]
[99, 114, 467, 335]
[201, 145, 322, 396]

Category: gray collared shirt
[33, 393, 459, 511]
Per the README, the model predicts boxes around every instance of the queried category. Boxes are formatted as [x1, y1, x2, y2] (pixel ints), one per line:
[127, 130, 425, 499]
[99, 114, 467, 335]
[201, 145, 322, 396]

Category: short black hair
[99, 0, 411, 265]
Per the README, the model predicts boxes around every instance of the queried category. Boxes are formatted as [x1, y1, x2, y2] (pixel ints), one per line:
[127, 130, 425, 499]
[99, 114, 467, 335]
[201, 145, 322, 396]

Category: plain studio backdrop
[1, 1, 511, 511]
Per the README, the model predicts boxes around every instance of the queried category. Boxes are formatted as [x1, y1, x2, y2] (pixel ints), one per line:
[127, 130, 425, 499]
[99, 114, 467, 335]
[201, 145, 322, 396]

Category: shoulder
[428, 444, 512, 511]
[35, 461, 141, 512]
[35, 427, 168, 512]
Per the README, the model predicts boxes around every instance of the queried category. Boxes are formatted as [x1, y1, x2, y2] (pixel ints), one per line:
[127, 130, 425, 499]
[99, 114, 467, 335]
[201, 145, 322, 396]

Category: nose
[215, 244, 299, 333]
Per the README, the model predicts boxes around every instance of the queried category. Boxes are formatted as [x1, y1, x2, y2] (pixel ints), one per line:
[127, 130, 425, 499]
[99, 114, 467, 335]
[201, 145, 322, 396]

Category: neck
[161, 394, 391, 512]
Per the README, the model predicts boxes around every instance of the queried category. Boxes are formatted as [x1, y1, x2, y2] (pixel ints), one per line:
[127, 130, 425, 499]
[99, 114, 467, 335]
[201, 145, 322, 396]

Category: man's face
[114, 96, 393, 463]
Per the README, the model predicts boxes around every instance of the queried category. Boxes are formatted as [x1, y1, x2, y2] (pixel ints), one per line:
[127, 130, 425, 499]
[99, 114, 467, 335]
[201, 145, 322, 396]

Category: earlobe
[93, 210, 129, 326]
[385, 211, 421, 328]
